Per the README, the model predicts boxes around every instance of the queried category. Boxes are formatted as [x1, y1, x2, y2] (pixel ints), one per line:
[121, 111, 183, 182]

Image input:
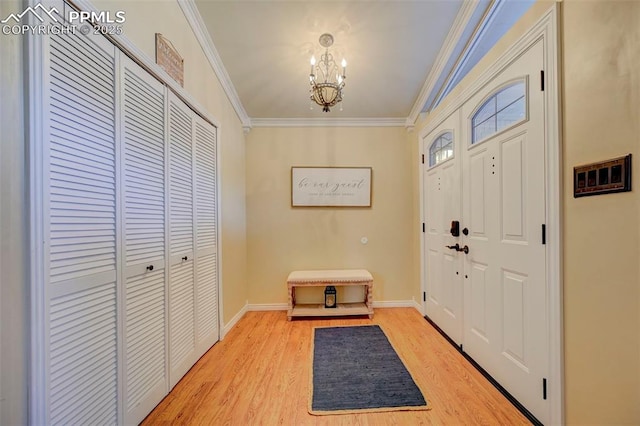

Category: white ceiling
[191, 0, 534, 123]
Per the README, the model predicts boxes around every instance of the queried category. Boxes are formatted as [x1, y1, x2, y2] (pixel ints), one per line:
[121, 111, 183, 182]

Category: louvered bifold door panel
[120, 55, 168, 425]
[194, 117, 220, 356]
[168, 96, 195, 260]
[46, 19, 118, 425]
[168, 93, 197, 387]
[194, 119, 217, 254]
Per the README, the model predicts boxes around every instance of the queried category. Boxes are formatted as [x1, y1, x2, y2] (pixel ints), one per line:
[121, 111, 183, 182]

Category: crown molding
[178, 0, 251, 129]
[406, 0, 488, 127]
[250, 117, 406, 128]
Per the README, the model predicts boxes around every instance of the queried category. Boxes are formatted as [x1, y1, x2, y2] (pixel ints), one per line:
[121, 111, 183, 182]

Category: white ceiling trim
[178, 0, 251, 130]
[251, 118, 405, 128]
[405, 0, 485, 128]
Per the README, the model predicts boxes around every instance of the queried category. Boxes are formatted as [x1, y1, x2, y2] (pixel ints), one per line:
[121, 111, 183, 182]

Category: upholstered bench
[286, 269, 374, 320]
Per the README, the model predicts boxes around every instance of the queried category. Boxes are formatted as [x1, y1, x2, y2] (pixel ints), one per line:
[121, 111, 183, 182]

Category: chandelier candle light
[309, 33, 346, 112]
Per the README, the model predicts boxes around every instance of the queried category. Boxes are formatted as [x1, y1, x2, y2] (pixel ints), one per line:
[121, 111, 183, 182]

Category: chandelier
[309, 33, 347, 112]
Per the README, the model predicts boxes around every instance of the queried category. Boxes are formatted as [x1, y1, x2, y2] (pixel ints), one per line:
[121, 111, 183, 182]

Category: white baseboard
[247, 303, 288, 311]
[221, 300, 424, 339]
[412, 299, 425, 315]
[220, 302, 249, 339]
[247, 300, 420, 312]
[371, 300, 416, 308]
[246, 300, 419, 311]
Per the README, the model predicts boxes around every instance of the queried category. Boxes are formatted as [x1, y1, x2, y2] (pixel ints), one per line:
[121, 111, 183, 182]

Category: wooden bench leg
[287, 284, 293, 321]
[367, 281, 374, 319]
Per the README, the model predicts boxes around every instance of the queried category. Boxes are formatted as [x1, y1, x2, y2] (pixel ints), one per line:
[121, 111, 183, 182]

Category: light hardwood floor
[142, 308, 531, 425]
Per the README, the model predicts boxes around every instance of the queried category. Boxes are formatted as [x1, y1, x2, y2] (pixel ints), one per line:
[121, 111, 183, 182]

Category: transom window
[429, 132, 454, 167]
[471, 80, 526, 144]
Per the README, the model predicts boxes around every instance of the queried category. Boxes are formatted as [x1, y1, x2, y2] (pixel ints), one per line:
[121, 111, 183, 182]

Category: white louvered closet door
[33, 3, 221, 422]
[44, 12, 119, 425]
[168, 92, 198, 387]
[120, 55, 168, 425]
[194, 116, 220, 355]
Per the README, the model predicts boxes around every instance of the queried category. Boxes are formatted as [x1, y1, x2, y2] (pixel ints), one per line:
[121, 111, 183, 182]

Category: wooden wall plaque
[156, 33, 184, 87]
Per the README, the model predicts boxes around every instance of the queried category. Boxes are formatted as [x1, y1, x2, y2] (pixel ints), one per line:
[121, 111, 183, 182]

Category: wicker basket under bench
[286, 269, 374, 320]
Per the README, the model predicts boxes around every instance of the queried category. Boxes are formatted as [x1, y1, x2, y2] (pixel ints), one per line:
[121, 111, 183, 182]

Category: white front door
[461, 39, 548, 423]
[423, 112, 463, 345]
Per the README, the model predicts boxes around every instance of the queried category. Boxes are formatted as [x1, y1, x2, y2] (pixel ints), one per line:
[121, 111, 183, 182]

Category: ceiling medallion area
[308, 33, 347, 112]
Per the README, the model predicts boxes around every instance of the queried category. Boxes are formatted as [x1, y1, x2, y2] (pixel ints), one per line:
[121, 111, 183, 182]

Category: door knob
[182, 256, 188, 261]
[146, 264, 154, 271]
[446, 244, 469, 253]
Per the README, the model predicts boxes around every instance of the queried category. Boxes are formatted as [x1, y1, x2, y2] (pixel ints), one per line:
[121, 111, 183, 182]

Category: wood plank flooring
[142, 308, 531, 425]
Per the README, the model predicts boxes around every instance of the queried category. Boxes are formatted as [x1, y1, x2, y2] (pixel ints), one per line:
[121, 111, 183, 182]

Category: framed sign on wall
[291, 167, 372, 207]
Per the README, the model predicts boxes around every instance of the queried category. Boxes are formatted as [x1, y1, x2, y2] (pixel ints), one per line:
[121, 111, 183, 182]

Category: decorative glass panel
[496, 83, 524, 110]
[472, 80, 526, 144]
[429, 132, 454, 167]
[497, 97, 526, 129]
[474, 98, 496, 127]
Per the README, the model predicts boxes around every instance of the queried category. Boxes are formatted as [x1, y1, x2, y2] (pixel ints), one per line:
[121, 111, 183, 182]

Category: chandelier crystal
[309, 33, 346, 112]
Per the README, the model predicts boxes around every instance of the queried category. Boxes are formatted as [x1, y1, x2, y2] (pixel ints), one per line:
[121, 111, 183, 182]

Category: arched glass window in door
[429, 131, 454, 167]
[471, 79, 526, 144]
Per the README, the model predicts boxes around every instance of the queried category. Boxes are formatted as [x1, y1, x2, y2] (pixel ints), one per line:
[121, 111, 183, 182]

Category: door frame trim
[418, 5, 563, 424]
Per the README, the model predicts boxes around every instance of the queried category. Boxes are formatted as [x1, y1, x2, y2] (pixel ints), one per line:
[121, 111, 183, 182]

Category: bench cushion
[287, 269, 372, 283]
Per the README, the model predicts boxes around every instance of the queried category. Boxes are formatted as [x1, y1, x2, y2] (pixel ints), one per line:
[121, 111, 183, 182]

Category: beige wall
[246, 127, 416, 305]
[415, 0, 640, 423]
[563, 1, 640, 423]
[92, 0, 249, 325]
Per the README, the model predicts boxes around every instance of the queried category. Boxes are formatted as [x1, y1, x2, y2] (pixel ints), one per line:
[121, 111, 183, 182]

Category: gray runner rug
[309, 325, 429, 415]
